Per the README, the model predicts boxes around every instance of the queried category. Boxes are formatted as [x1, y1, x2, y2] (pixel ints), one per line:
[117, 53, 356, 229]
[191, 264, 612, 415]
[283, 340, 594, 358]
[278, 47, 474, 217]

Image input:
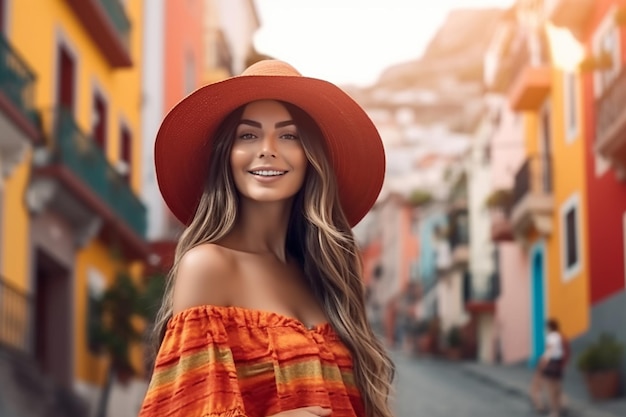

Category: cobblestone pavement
[391, 353, 537, 417]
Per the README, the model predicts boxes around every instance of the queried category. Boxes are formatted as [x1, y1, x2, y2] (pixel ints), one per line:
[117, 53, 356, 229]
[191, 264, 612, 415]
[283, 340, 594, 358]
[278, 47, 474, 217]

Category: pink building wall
[490, 104, 531, 363]
[496, 244, 530, 363]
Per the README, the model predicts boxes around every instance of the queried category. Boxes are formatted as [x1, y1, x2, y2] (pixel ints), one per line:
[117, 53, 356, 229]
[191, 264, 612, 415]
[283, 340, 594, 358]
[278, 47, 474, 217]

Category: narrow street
[391, 352, 534, 417]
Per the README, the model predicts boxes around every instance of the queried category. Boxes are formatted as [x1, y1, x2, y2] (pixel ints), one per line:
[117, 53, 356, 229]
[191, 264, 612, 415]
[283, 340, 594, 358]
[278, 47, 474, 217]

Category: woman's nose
[259, 135, 277, 158]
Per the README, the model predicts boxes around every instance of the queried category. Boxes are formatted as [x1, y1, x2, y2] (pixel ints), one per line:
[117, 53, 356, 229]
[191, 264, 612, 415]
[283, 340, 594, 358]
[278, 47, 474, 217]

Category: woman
[530, 319, 566, 416]
[139, 60, 395, 417]
[541, 319, 566, 417]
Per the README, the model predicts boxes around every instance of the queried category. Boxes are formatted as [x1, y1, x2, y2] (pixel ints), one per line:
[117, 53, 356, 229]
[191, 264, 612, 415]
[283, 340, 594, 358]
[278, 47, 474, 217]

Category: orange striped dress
[139, 305, 365, 417]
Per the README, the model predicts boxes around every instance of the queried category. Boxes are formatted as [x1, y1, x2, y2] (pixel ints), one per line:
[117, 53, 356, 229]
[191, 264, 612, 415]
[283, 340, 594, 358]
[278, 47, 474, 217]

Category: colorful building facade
[0, 0, 148, 413]
[578, 0, 626, 377]
[484, 0, 626, 375]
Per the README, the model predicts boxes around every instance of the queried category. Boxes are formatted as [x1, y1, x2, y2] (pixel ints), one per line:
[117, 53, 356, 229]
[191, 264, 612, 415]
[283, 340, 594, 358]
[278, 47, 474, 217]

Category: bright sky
[253, 0, 515, 87]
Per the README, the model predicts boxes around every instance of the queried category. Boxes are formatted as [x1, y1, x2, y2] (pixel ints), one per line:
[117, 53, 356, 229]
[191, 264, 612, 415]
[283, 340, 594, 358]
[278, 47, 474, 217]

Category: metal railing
[98, 0, 131, 46]
[511, 155, 552, 208]
[47, 109, 147, 237]
[463, 271, 500, 303]
[0, 33, 38, 125]
[0, 278, 33, 354]
[596, 67, 626, 146]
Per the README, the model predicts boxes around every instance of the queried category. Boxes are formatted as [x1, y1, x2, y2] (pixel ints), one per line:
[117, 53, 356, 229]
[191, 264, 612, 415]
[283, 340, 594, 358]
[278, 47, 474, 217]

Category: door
[34, 249, 72, 386]
[530, 249, 546, 366]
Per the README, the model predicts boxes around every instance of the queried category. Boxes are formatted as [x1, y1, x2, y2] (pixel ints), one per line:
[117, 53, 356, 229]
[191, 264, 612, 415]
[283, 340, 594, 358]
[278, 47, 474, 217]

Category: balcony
[0, 279, 33, 353]
[510, 156, 554, 238]
[0, 34, 41, 176]
[507, 34, 551, 111]
[463, 271, 499, 314]
[544, 0, 594, 35]
[64, 0, 131, 67]
[28, 109, 148, 260]
[595, 67, 626, 176]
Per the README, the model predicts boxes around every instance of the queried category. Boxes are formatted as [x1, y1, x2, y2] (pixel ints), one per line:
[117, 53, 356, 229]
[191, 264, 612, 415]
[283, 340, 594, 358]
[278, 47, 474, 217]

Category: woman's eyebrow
[239, 119, 261, 128]
[238, 119, 295, 128]
[275, 120, 295, 128]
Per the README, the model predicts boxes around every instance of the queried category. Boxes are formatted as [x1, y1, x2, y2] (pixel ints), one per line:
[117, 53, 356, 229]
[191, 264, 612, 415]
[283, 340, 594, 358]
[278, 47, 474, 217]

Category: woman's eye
[238, 132, 256, 140]
[281, 133, 299, 140]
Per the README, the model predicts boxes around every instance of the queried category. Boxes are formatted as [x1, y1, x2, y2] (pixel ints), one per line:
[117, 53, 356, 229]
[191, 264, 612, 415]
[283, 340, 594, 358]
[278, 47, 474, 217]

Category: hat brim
[155, 75, 385, 227]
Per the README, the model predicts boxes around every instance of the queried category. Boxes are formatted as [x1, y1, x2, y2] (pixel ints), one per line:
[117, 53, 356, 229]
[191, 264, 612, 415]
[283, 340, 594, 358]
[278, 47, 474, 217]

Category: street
[391, 353, 534, 417]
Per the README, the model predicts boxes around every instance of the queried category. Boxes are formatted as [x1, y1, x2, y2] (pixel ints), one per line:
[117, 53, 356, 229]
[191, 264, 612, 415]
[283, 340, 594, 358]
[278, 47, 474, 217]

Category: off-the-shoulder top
[138, 305, 364, 417]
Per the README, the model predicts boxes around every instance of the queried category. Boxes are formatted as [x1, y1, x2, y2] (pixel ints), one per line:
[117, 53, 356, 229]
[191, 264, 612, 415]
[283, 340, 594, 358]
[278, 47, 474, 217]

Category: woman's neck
[222, 199, 294, 262]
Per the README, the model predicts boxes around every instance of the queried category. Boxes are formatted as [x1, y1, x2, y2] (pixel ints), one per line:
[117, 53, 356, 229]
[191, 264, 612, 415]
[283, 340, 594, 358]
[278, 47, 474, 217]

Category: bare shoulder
[172, 243, 238, 315]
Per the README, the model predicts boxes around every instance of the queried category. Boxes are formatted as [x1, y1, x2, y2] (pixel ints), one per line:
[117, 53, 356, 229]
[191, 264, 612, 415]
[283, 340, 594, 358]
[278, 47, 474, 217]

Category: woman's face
[230, 100, 308, 204]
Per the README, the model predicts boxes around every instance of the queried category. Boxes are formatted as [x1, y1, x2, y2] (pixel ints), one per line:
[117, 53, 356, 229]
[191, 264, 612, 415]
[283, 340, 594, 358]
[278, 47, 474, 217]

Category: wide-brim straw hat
[155, 60, 385, 227]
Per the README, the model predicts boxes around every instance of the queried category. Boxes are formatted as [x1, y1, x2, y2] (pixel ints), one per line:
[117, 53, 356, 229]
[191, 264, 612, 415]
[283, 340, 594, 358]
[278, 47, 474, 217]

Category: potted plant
[577, 333, 624, 401]
[485, 189, 512, 210]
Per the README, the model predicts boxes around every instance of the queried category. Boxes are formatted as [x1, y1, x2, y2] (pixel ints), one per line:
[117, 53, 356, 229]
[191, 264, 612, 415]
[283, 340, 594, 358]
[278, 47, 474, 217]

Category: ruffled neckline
[169, 304, 334, 335]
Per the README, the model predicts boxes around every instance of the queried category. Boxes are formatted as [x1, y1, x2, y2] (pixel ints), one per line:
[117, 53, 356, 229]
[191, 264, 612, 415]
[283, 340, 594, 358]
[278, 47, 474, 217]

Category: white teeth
[251, 170, 285, 176]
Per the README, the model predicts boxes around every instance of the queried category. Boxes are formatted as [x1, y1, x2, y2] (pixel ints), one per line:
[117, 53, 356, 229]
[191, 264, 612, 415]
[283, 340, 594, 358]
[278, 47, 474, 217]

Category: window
[58, 44, 75, 112]
[0, 0, 5, 34]
[539, 103, 553, 193]
[565, 209, 577, 266]
[119, 124, 132, 183]
[93, 92, 107, 150]
[563, 72, 578, 143]
[593, 9, 622, 98]
[560, 194, 582, 281]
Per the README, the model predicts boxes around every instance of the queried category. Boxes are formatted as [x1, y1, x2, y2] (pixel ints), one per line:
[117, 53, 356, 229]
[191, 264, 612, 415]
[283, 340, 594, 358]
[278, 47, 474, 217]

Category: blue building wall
[418, 209, 448, 292]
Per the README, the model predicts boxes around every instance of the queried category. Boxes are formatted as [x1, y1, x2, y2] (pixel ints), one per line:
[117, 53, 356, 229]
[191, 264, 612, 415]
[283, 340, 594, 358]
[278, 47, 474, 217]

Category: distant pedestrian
[530, 319, 567, 416]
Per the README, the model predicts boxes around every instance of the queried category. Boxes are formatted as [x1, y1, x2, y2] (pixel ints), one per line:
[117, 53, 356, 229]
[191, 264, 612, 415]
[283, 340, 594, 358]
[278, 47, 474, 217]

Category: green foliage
[90, 271, 166, 374]
[409, 189, 433, 207]
[577, 333, 624, 373]
[485, 189, 512, 209]
[138, 273, 167, 323]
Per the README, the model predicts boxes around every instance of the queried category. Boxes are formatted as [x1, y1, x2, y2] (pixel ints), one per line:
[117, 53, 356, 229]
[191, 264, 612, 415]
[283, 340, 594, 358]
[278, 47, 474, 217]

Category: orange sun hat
[154, 60, 385, 227]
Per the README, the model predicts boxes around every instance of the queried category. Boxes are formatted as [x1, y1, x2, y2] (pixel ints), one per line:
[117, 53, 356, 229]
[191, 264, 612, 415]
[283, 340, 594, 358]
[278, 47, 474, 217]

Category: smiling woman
[138, 60, 392, 417]
[230, 100, 308, 203]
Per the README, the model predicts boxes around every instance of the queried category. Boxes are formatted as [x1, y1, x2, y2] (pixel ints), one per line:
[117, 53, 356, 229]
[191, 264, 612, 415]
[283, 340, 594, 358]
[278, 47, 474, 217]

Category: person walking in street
[138, 60, 395, 417]
[530, 319, 567, 416]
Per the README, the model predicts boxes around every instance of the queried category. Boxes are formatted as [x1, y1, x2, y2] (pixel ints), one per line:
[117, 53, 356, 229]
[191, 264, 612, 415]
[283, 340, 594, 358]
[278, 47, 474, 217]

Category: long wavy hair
[151, 101, 395, 417]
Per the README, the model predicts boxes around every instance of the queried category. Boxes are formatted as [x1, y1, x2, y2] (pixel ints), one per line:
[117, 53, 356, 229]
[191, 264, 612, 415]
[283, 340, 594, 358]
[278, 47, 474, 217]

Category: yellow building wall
[6, 0, 145, 385]
[522, 70, 589, 340]
[522, 68, 590, 339]
[1, 153, 32, 291]
[546, 70, 590, 339]
[11, 0, 143, 190]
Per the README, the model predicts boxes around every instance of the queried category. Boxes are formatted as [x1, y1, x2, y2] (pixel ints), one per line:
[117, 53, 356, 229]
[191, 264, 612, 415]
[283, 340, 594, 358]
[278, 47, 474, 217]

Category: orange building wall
[164, 0, 206, 113]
